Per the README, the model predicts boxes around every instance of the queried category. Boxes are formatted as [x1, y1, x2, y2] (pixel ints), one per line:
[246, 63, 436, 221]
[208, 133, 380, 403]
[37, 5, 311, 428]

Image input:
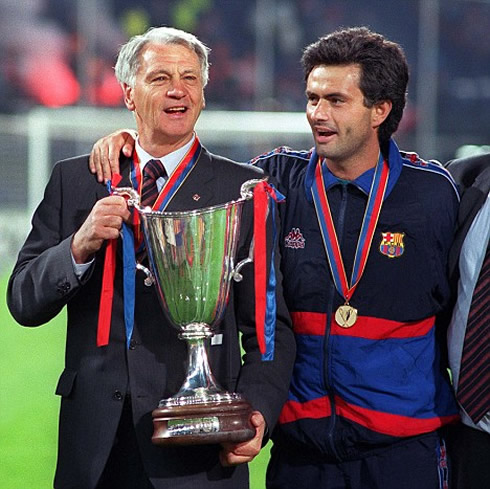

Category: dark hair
[301, 27, 409, 144]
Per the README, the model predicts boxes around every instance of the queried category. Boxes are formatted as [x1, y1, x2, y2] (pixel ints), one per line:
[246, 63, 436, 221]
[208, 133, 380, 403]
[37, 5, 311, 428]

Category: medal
[335, 304, 358, 328]
[310, 150, 389, 328]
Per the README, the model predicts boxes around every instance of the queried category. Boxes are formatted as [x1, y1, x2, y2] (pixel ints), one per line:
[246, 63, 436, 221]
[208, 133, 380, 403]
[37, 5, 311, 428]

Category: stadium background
[1, 1, 489, 487]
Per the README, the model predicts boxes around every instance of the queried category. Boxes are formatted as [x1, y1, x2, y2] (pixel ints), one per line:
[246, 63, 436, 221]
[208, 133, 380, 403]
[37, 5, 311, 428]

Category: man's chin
[315, 145, 335, 159]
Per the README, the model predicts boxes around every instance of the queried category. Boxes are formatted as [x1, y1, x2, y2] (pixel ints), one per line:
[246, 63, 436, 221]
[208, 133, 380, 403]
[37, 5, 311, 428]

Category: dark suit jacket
[7, 147, 295, 489]
[446, 153, 490, 282]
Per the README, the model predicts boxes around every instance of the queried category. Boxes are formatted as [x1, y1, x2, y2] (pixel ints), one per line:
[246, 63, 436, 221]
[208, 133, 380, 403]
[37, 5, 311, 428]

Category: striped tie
[457, 243, 490, 423]
[141, 159, 166, 207]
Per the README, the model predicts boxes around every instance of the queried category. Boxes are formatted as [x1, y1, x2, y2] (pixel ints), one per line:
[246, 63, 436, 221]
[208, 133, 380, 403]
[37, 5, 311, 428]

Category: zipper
[324, 183, 349, 461]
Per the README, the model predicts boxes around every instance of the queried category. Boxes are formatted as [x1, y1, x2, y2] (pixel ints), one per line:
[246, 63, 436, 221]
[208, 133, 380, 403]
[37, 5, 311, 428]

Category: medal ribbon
[253, 181, 285, 360]
[97, 137, 202, 347]
[97, 173, 122, 347]
[151, 137, 202, 212]
[311, 151, 389, 304]
[129, 154, 143, 251]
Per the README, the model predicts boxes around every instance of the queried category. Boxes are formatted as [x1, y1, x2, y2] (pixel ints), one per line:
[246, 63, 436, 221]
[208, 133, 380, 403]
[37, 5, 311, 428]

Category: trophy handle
[112, 186, 147, 213]
[240, 178, 267, 200]
[232, 178, 268, 281]
[233, 237, 254, 282]
[136, 263, 155, 286]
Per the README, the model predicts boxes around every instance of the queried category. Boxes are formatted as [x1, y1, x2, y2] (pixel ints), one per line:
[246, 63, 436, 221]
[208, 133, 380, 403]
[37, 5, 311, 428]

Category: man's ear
[372, 100, 392, 129]
[122, 83, 135, 111]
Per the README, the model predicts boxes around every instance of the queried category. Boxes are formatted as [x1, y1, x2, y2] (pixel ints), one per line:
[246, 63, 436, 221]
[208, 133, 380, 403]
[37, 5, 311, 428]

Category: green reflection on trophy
[117, 179, 264, 445]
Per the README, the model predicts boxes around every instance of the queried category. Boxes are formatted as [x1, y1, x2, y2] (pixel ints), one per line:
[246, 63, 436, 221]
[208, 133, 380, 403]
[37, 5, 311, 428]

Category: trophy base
[152, 397, 254, 445]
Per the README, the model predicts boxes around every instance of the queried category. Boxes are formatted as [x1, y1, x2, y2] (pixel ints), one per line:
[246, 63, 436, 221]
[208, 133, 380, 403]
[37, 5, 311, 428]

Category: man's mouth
[316, 128, 337, 139]
[165, 106, 187, 114]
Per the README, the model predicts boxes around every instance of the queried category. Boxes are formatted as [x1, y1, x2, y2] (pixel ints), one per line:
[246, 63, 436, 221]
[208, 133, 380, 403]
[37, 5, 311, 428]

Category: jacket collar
[304, 138, 402, 201]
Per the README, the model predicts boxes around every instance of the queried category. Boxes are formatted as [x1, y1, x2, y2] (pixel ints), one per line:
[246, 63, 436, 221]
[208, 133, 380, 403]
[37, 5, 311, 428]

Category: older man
[7, 27, 295, 489]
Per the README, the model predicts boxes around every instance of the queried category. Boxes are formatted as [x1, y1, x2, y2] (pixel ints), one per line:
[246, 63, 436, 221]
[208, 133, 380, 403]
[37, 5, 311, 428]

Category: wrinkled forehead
[137, 42, 203, 75]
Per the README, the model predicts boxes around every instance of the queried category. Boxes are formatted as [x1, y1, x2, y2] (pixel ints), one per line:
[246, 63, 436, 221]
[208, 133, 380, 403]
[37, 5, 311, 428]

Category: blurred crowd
[0, 0, 489, 137]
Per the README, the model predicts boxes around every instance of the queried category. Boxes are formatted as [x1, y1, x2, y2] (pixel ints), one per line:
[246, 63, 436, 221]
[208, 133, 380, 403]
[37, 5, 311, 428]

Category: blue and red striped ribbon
[311, 151, 389, 305]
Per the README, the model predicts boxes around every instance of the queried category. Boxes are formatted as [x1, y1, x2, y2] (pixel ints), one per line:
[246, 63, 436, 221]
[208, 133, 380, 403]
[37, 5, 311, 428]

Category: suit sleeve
[233, 193, 295, 436]
[7, 162, 92, 326]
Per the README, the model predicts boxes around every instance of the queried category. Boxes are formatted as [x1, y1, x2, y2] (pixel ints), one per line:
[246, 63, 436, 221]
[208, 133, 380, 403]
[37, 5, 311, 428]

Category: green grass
[0, 274, 269, 489]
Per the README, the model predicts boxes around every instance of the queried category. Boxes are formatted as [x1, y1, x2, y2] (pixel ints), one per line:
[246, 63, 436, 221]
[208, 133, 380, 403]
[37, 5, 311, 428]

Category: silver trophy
[115, 179, 265, 445]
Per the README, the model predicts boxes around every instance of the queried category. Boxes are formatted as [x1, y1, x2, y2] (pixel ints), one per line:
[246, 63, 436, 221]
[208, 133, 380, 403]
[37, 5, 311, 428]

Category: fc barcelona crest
[379, 232, 405, 258]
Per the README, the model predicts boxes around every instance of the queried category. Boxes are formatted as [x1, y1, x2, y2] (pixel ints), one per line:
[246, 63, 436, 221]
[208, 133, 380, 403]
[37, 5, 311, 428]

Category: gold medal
[335, 304, 358, 328]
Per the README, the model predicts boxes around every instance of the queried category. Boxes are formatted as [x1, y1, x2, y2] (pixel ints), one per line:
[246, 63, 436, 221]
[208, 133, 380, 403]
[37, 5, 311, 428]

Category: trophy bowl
[117, 180, 264, 445]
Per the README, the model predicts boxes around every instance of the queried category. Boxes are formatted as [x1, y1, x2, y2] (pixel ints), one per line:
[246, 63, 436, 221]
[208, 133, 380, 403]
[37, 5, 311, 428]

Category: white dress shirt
[135, 135, 195, 191]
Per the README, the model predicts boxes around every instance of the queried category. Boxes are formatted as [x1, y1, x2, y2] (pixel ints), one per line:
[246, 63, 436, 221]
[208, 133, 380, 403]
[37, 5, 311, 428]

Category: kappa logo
[379, 232, 405, 258]
[284, 227, 306, 249]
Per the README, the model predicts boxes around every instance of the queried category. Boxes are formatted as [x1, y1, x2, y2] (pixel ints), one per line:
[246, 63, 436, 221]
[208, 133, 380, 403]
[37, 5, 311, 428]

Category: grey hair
[115, 26, 210, 88]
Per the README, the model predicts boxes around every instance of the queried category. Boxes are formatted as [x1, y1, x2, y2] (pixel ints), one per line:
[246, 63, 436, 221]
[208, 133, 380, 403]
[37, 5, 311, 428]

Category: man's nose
[167, 79, 185, 98]
[311, 100, 330, 121]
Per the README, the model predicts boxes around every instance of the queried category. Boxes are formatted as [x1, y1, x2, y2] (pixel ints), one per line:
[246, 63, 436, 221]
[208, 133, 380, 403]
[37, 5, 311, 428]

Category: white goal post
[27, 106, 312, 214]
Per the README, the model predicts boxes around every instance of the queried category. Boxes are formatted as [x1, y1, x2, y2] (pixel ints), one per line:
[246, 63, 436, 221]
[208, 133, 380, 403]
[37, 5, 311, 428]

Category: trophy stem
[175, 327, 222, 398]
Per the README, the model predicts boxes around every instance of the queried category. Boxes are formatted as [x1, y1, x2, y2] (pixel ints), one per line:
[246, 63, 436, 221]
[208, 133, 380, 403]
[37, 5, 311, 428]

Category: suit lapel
[118, 155, 133, 188]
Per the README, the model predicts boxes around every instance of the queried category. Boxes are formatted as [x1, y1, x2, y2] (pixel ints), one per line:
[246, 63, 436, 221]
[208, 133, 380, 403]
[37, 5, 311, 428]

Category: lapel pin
[193, 194, 201, 201]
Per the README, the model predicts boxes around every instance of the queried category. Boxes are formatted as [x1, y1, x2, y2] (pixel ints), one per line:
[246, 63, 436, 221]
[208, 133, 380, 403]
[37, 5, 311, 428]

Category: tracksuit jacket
[252, 139, 460, 461]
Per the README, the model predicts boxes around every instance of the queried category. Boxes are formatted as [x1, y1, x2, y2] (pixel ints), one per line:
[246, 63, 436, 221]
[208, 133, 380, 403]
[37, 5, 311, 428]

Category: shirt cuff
[71, 252, 94, 279]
